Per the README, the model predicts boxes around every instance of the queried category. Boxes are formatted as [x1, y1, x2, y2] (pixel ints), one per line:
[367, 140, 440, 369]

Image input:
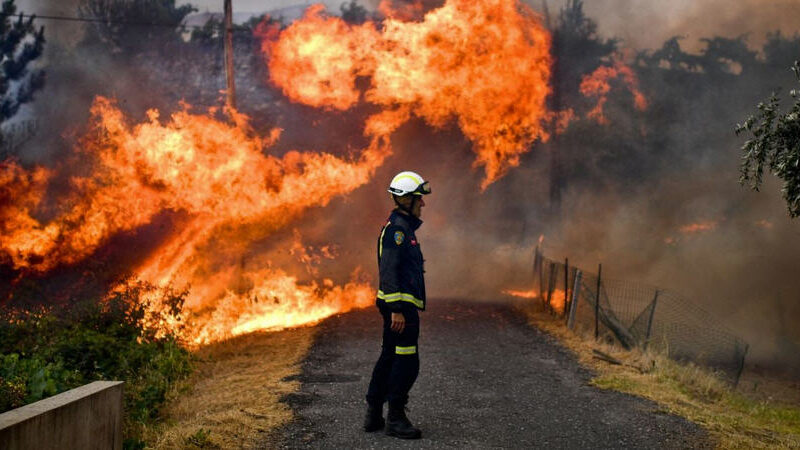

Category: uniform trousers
[365, 300, 420, 409]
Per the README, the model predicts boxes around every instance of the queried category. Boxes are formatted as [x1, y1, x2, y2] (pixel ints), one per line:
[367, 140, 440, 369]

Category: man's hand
[390, 312, 405, 333]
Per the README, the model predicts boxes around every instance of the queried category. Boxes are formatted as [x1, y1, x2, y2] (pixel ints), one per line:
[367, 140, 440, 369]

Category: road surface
[273, 299, 710, 449]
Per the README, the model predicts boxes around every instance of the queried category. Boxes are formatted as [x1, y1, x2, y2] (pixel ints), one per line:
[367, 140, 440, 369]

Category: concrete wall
[0, 381, 123, 450]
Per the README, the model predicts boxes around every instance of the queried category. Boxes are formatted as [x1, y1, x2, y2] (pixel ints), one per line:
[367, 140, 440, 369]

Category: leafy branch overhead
[0, 0, 45, 124]
[736, 61, 800, 218]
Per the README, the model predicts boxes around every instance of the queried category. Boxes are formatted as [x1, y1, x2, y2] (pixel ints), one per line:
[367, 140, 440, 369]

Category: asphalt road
[275, 299, 711, 449]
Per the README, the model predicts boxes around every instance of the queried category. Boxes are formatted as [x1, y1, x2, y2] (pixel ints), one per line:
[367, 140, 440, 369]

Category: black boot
[363, 404, 384, 432]
[385, 405, 421, 439]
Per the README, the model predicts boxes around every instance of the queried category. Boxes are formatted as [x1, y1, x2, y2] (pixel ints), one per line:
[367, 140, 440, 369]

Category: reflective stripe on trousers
[395, 345, 417, 355]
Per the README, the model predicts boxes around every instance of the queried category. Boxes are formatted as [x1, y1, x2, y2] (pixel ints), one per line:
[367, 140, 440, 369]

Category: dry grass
[519, 305, 800, 450]
[142, 326, 316, 449]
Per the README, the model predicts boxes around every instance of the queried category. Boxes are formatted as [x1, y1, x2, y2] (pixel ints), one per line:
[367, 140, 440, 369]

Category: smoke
[538, 0, 800, 52]
[14, 0, 186, 163]
[543, 175, 800, 369]
[16, 1, 85, 48]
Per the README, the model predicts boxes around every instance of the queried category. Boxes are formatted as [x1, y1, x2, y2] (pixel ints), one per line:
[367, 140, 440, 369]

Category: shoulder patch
[393, 230, 405, 246]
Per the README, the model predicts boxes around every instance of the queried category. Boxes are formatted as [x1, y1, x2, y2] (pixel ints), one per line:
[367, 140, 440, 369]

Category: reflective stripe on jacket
[377, 210, 426, 312]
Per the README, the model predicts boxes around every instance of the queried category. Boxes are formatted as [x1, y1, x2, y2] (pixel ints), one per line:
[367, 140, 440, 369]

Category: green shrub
[0, 281, 193, 438]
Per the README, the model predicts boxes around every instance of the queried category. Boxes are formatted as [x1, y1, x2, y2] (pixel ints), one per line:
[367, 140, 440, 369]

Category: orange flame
[755, 219, 773, 229]
[261, 0, 554, 189]
[190, 268, 374, 345]
[0, 97, 387, 344]
[679, 220, 718, 234]
[504, 287, 566, 313]
[503, 288, 538, 299]
[0, 162, 56, 268]
[547, 288, 567, 314]
[664, 220, 719, 244]
[580, 55, 648, 125]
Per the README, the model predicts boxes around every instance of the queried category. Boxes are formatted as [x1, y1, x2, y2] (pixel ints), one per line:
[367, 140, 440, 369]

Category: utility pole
[224, 0, 236, 109]
[545, 1, 562, 216]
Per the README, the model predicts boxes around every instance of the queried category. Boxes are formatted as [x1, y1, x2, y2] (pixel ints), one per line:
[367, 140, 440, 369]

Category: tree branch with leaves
[736, 61, 800, 218]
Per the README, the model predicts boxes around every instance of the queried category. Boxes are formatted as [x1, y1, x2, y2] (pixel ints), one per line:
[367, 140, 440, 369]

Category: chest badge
[394, 231, 405, 245]
[411, 238, 418, 246]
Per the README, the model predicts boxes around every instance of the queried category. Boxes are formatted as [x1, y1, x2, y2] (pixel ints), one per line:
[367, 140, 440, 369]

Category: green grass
[521, 306, 800, 449]
[593, 360, 800, 449]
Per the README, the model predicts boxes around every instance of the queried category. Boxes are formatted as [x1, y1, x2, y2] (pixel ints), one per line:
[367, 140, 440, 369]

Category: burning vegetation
[0, 0, 570, 345]
[1, 95, 385, 344]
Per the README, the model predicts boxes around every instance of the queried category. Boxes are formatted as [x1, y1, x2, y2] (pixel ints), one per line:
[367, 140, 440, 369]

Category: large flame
[0, 97, 386, 343]
[262, 0, 554, 189]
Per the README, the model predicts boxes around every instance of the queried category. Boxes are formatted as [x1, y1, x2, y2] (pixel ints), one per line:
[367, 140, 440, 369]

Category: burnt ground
[270, 299, 712, 449]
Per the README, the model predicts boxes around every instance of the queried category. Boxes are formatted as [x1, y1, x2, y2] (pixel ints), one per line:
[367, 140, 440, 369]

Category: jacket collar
[390, 209, 423, 231]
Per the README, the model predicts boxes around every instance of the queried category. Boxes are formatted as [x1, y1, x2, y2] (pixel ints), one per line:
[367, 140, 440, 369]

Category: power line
[0, 11, 265, 32]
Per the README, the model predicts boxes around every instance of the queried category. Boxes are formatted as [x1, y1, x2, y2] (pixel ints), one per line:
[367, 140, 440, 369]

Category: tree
[79, 0, 195, 55]
[736, 61, 800, 218]
[0, 0, 45, 125]
[544, 0, 617, 210]
[641, 37, 703, 72]
[549, 0, 617, 95]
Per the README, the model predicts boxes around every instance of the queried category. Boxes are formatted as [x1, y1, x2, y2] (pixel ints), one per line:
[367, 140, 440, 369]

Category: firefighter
[364, 171, 431, 440]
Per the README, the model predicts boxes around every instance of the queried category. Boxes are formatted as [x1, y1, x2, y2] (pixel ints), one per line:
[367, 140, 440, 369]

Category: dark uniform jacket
[376, 210, 426, 312]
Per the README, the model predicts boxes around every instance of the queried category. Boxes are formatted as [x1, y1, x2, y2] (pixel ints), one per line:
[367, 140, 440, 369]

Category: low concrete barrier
[0, 381, 123, 450]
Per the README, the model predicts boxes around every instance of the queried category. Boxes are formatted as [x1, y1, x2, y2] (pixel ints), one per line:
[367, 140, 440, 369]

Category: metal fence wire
[532, 248, 749, 385]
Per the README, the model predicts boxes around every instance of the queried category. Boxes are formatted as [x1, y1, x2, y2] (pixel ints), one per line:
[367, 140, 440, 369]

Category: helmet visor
[414, 181, 431, 195]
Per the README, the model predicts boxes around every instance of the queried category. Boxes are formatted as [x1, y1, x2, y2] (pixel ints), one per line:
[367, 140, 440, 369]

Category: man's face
[411, 195, 425, 218]
[397, 195, 426, 218]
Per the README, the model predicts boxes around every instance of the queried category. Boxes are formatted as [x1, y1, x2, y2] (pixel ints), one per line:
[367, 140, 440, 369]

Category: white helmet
[388, 171, 431, 196]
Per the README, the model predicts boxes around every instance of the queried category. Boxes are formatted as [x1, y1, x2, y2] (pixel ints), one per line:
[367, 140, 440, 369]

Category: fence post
[532, 247, 540, 302]
[563, 258, 569, 319]
[643, 290, 659, 350]
[538, 255, 545, 309]
[595, 263, 602, 340]
[734, 343, 749, 388]
[567, 270, 582, 329]
[546, 262, 556, 314]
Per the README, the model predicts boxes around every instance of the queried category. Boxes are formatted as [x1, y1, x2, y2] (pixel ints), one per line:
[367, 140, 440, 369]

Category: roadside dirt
[147, 327, 315, 448]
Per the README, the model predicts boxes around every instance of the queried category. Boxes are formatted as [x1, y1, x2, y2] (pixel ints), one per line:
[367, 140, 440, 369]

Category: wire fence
[532, 248, 749, 385]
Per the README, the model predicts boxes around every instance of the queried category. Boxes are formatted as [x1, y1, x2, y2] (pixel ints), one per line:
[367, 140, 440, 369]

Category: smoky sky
[535, 0, 800, 51]
[20, 0, 800, 52]
[184, 0, 800, 52]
